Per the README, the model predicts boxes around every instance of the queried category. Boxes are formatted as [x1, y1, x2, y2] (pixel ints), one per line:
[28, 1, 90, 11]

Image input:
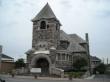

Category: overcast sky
[0, 0, 110, 63]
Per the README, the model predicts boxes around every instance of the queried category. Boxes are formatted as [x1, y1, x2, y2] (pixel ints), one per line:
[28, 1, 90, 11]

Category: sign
[30, 68, 41, 73]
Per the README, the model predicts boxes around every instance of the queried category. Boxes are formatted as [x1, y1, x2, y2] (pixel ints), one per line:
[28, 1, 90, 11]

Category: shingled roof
[69, 34, 86, 44]
[67, 42, 86, 52]
[90, 56, 101, 62]
[1, 53, 13, 59]
[59, 30, 86, 52]
[32, 3, 57, 21]
[60, 30, 70, 41]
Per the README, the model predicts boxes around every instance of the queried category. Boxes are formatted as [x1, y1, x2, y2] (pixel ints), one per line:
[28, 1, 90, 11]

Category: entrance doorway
[35, 58, 49, 75]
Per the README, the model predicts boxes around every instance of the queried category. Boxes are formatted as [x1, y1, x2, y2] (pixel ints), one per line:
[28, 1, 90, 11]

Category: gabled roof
[69, 34, 86, 44]
[32, 3, 57, 21]
[90, 56, 101, 62]
[1, 53, 13, 59]
[59, 30, 86, 52]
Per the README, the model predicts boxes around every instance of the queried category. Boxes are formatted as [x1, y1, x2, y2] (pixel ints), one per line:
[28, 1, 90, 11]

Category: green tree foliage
[73, 57, 88, 71]
[95, 63, 106, 74]
[15, 58, 26, 68]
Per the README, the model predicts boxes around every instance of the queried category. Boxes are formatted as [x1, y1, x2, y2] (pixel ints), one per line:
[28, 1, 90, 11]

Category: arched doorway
[35, 58, 49, 75]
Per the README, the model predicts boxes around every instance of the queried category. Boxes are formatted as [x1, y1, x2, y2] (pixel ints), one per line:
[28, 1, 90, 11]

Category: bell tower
[32, 3, 61, 50]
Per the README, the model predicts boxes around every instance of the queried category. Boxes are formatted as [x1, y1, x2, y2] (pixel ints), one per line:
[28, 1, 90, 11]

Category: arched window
[40, 21, 46, 29]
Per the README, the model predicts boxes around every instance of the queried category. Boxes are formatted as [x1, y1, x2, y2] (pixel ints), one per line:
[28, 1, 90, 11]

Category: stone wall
[32, 18, 60, 50]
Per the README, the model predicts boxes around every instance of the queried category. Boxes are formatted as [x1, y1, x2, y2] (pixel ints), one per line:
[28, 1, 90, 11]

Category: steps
[50, 67, 64, 78]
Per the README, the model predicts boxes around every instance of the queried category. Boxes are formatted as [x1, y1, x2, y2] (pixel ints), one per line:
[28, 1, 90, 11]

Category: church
[26, 3, 89, 76]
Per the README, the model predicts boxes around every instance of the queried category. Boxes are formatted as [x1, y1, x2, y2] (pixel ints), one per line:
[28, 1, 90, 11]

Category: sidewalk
[1, 74, 66, 80]
[1, 74, 83, 81]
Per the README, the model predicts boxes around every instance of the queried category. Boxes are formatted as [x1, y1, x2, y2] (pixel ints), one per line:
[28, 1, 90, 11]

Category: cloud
[0, 0, 2, 6]
[95, 10, 110, 17]
[60, 0, 72, 8]
[77, 0, 110, 18]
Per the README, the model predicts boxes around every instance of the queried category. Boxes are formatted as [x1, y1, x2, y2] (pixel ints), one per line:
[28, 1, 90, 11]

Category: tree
[15, 58, 26, 69]
[95, 63, 106, 74]
[73, 57, 88, 71]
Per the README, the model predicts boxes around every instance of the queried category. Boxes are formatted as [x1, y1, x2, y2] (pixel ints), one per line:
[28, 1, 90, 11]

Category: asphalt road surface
[1, 74, 110, 82]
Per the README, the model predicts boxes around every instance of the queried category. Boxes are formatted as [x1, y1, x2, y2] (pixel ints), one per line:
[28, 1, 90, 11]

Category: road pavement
[0, 74, 110, 82]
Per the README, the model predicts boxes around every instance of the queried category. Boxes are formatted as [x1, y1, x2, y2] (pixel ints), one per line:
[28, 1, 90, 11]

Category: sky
[0, 0, 110, 63]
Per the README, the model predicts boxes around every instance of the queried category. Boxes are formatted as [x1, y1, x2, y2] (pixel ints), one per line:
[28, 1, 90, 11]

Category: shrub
[95, 63, 106, 74]
[73, 57, 88, 71]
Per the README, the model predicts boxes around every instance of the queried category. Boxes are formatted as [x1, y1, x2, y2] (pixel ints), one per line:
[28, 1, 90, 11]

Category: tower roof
[32, 3, 57, 21]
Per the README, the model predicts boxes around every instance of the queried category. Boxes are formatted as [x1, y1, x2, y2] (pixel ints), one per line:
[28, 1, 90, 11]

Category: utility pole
[85, 33, 92, 76]
[0, 45, 2, 72]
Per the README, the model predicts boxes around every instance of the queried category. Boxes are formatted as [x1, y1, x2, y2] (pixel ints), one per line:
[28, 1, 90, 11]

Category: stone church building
[26, 3, 89, 75]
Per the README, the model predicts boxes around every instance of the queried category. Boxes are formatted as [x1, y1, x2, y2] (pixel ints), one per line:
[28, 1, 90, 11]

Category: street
[0, 74, 110, 82]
